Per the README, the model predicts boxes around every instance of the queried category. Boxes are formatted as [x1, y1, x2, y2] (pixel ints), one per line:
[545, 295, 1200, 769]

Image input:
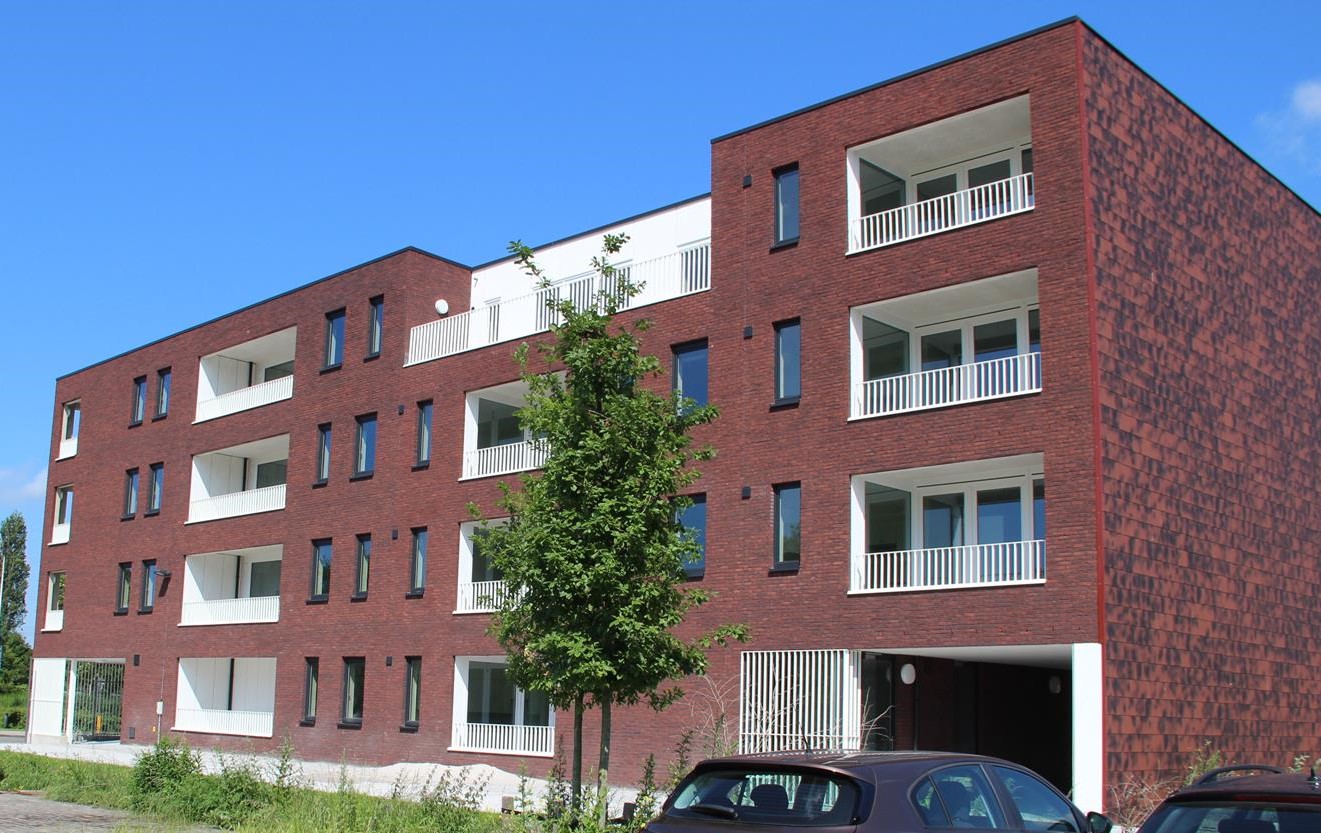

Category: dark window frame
[414, 400, 433, 468]
[407, 527, 428, 596]
[154, 367, 172, 419]
[315, 423, 332, 486]
[115, 562, 132, 614]
[677, 493, 708, 579]
[340, 656, 365, 728]
[323, 308, 346, 370]
[672, 339, 710, 411]
[122, 468, 139, 519]
[773, 481, 802, 571]
[773, 318, 802, 406]
[402, 656, 421, 730]
[352, 533, 371, 599]
[139, 559, 157, 613]
[773, 163, 801, 247]
[352, 413, 377, 479]
[301, 657, 319, 725]
[366, 295, 384, 360]
[309, 538, 332, 602]
[130, 376, 147, 425]
[146, 462, 164, 515]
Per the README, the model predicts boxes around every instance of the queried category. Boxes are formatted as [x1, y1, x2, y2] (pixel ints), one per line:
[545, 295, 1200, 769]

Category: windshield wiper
[689, 803, 739, 819]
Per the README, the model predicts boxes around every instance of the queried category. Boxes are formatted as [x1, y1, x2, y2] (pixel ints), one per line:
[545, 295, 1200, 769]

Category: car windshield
[668, 767, 861, 827]
[1143, 802, 1321, 833]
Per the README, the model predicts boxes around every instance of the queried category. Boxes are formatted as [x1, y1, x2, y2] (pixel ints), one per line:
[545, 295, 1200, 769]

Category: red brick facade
[33, 19, 1319, 807]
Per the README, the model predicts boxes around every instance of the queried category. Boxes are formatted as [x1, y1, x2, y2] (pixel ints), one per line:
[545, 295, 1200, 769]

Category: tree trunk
[572, 693, 584, 818]
[597, 695, 612, 828]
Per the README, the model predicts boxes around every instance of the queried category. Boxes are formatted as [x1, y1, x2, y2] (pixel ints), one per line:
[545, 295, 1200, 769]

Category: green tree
[0, 631, 31, 690]
[476, 234, 745, 825]
[1, 512, 28, 637]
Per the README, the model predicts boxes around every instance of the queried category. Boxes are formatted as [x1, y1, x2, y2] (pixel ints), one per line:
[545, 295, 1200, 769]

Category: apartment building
[30, 19, 1319, 812]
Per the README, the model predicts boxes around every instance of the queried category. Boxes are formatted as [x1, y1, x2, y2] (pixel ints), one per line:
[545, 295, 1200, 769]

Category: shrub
[130, 737, 201, 810]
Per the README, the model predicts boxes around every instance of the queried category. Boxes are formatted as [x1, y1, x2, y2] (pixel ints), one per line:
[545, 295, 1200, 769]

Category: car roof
[1168, 771, 1321, 803]
[693, 750, 1016, 777]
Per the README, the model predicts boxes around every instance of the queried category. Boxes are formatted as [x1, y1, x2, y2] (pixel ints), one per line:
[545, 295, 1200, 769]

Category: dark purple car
[645, 750, 1112, 833]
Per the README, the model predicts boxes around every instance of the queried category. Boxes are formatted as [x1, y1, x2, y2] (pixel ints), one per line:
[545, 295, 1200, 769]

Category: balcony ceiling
[862, 269, 1037, 329]
[855, 95, 1030, 176]
[207, 326, 297, 363]
[197, 434, 290, 460]
[188, 544, 284, 560]
[865, 643, 1072, 670]
[859, 452, 1043, 492]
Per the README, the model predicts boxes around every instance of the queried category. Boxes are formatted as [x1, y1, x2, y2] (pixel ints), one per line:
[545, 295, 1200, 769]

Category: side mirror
[1087, 811, 1114, 833]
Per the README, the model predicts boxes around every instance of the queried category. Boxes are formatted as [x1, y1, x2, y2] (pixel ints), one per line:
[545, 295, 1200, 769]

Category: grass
[0, 685, 27, 729]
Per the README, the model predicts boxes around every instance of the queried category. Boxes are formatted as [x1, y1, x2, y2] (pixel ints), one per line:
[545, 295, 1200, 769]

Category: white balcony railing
[187, 484, 286, 524]
[43, 610, 64, 632]
[50, 522, 70, 545]
[451, 721, 554, 757]
[180, 595, 280, 626]
[852, 352, 1042, 419]
[851, 540, 1046, 594]
[57, 436, 78, 460]
[174, 707, 274, 738]
[456, 580, 520, 614]
[461, 440, 548, 481]
[849, 173, 1034, 253]
[195, 375, 294, 423]
[407, 241, 711, 366]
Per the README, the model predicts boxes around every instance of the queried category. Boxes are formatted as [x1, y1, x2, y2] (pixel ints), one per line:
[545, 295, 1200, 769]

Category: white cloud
[1257, 78, 1321, 173]
[0, 466, 47, 503]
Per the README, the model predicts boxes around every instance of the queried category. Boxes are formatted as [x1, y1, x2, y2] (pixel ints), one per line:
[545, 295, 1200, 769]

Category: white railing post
[851, 351, 1043, 419]
[851, 540, 1045, 593]
[847, 173, 1034, 254]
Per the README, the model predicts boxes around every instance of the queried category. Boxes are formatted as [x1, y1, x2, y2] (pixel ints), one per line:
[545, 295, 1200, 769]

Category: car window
[992, 766, 1078, 832]
[1143, 803, 1321, 833]
[918, 765, 1006, 829]
[669, 767, 861, 827]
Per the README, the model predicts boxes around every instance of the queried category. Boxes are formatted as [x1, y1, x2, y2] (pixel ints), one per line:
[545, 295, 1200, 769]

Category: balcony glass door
[923, 494, 964, 548]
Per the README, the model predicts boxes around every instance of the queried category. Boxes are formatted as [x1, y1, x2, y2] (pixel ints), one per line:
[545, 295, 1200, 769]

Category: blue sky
[1, 1, 1317, 641]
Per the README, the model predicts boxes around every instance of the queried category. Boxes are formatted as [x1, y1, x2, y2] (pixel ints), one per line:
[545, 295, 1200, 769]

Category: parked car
[1136, 765, 1321, 833]
[645, 750, 1112, 832]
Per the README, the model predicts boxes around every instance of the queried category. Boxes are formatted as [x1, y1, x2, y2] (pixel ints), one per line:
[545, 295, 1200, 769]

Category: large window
[324, 309, 345, 369]
[115, 563, 132, 613]
[403, 656, 421, 729]
[155, 367, 171, 418]
[353, 534, 371, 598]
[310, 539, 332, 601]
[864, 476, 1044, 554]
[409, 527, 428, 594]
[366, 296, 384, 359]
[465, 660, 550, 728]
[130, 376, 147, 425]
[147, 463, 164, 514]
[775, 319, 801, 403]
[302, 658, 319, 724]
[140, 560, 157, 612]
[341, 657, 365, 726]
[123, 468, 139, 518]
[677, 494, 707, 578]
[315, 423, 332, 484]
[774, 164, 800, 244]
[415, 401, 432, 467]
[255, 459, 287, 489]
[774, 483, 801, 568]
[673, 340, 709, 410]
[354, 414, 377, 477]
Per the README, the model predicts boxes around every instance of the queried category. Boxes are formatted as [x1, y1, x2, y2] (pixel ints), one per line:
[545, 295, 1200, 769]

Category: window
[353, 414, 377, 477]
[147, 463, 164, 514]
[45, 572, 65, 630]
[155, 367, 171, 417]
[255, 459, 287, 488]
[310, 539, 332, 601]
[774, 483, 801, 568]
[463, 659, 550, 730]
[913, 765, 1006, 829]
[123, 468, 139, 518]
[116, 563, 132, 613]
[864, 475, 1046, 555]
[250, 559, 282, 597]
[353, 534, 371, 598]
[677, 495, 707, 578]
[403, 656, 421, 728]
[264, 360, 295, 381]
[673, 340, 709, 410]
[315, 423, 332, 484]
[62, 401, 81, 440]
[774, 319, 801, 403]
[342, 657, 365, 726]
[415, 401, 432, 467]
[991, 766, 1077, 832]
[53, 485, 74, 539]
[669, 766, 861, 827]
[140, 560, 157, 612]
[366, 296, 384, 358]
[774, 164, 800, 244]
[409, 527, 427, 594]
[302, 658, 319, 724]
[130, 376, 147, 424]
[324, 309, 345, 369]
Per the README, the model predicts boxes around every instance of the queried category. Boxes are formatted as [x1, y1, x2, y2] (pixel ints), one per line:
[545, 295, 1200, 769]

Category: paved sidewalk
[0, 791, 215, 832]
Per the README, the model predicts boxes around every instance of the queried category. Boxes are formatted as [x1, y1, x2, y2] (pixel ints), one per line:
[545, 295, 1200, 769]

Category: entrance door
[71, 661, 124, 742]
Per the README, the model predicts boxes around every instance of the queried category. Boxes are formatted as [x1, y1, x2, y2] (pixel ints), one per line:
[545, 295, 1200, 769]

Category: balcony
[194, 327, 296, 423]
[456, 580, 516, 614]
[846, 96, 1032, 255]
[175, 657, 276, 738]
[850, 269, 1040, 419]
[850, 454, 1045, 595]
[461, 380, 550, 480]
[852, 540, 1045, 593]
[407, 240, 711, 367]
[187, 436, 289, 524]
[180, 545, 282, 626]
[451, 721, 554, 756]
[462, 440, 547, 480]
